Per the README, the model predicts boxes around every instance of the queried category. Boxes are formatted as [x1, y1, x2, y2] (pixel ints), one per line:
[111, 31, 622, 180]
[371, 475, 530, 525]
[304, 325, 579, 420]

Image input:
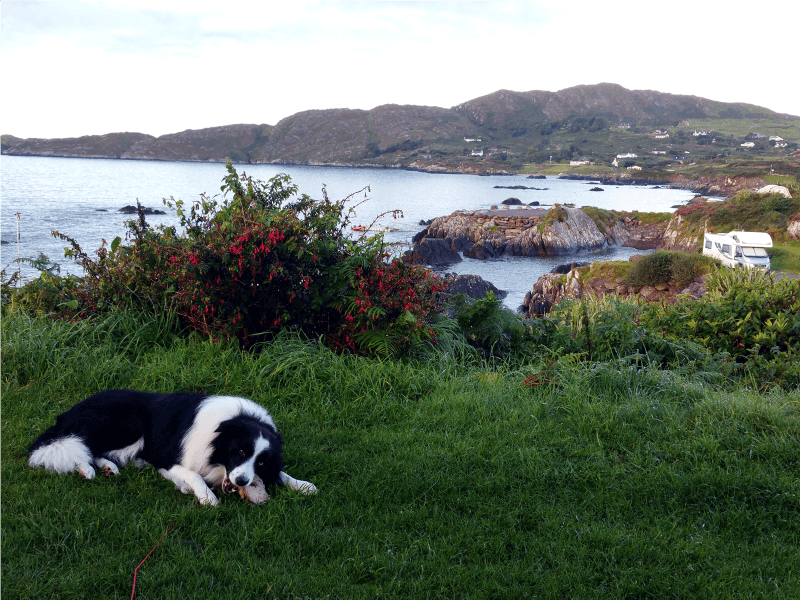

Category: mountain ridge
[4, 83, 799, 173]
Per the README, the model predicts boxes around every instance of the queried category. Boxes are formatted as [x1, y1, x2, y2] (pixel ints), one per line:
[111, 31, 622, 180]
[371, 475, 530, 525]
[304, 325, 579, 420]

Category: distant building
[693, 130, 712, 136]
[652, 150, 667, 154]
[616, 152, 638, 159]
[570, 159, 590, 166]
[464, 137, 482, 142]
[626, 165, 643, 170]
[618, 123, 632, 129]
[769, 136, 784, 142]
[471, 148, 484, 156]
[740, 142, 755, 148]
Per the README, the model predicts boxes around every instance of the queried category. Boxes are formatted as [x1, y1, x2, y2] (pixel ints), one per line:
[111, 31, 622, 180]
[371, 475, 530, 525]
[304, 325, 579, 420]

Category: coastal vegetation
[670, 183, 800, 244]
[3, 168, 799, 598]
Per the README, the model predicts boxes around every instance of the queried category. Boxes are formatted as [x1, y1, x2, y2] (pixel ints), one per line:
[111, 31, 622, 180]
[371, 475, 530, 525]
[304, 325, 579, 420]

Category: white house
[616, 153, 638, 159]
[626, 165, 643, 170]
[740, 142, 755, 148]
[769, 136, 784, 142]
[464, 137, 482, 142]
[570, 159, 590, 166]
[471, 148, 484, 156]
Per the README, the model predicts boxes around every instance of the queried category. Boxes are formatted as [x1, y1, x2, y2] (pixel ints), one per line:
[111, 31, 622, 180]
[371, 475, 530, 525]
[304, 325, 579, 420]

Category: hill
[3, 83, 799, 175]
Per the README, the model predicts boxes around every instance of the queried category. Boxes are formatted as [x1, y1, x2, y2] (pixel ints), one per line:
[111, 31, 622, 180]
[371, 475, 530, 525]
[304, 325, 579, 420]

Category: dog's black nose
[235, 475, 250, 487]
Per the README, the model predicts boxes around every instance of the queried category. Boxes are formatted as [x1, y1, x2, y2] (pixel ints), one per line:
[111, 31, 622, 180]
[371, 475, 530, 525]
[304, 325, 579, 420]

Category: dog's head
[213, 417, 283, 491]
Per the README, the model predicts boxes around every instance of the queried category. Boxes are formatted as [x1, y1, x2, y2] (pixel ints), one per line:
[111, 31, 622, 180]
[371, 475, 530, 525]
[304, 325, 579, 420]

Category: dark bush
[626, 252, 675, 287]
[626, 251, 713, 289]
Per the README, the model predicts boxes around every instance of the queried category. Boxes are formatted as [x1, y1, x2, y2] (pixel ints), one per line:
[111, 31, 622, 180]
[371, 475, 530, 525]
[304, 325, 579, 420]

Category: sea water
[1, 155, 696, 309]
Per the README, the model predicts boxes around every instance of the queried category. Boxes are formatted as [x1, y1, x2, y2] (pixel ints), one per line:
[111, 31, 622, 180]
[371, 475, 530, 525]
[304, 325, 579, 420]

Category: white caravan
[702, 230, 772, 271]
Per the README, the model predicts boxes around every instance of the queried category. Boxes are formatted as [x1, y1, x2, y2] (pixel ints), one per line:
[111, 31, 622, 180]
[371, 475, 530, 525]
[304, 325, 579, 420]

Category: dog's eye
[257, 461, 263, 467]
[239, 449, 246, 457]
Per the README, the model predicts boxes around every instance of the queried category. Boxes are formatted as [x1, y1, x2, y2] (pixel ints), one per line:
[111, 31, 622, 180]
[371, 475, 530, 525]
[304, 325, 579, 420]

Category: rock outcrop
[119, 205, 167, 215]
[520, 259, 709, 316]
[410, 205, 655, 263]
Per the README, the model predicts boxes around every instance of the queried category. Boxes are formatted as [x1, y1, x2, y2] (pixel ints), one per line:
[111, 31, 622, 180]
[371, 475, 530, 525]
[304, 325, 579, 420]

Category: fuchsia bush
[54, 162, 446, 355]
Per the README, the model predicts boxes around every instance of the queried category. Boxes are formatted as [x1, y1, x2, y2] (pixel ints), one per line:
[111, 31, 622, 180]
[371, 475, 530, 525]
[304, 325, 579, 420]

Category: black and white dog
[28, 390, 317, 506]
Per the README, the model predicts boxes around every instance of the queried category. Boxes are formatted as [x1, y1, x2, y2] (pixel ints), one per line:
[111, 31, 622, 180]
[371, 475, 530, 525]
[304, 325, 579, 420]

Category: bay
[1, 155, 696, 309]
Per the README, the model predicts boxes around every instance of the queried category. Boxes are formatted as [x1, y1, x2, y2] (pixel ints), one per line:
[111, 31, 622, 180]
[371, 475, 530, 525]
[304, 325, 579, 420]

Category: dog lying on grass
[29, 389, 317, 505]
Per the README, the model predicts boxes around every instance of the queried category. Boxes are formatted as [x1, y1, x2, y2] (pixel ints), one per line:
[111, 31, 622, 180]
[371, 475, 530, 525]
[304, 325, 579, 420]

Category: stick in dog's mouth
[220, 472, 270, 503]
[221, 475, 238, 495]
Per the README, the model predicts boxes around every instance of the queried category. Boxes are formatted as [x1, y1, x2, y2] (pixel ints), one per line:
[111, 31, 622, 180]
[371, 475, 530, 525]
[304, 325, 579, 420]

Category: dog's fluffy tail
[28, 434, 96, 479]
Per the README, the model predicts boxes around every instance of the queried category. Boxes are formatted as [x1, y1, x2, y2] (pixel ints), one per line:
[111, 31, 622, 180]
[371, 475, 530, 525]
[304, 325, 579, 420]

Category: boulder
[404, 237, 462, 266]
[501, 197, 522, 205]
[756, 184, 792, 198]
[442, 273, 506, 300]
[589, 187, 604, 192]
[788, 217, 800, 241]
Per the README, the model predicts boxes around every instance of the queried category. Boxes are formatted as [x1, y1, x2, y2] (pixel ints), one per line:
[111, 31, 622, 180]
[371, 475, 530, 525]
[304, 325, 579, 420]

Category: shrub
[451, 291, 533, 359]
[642, 268, 800, 386]
[625, 252, 675, 287]
[37, 163, 445, 355]
[626, 251, 714, 289]
[328, 259, 448, 357]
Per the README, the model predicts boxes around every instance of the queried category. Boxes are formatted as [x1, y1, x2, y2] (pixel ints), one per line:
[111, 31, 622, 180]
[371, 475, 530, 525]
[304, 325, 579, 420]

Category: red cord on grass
[130, 521, 176, 600]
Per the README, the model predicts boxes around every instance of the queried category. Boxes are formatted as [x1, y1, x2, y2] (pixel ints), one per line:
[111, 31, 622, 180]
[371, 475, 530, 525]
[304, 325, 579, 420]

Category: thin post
[15, 212, 21, 287]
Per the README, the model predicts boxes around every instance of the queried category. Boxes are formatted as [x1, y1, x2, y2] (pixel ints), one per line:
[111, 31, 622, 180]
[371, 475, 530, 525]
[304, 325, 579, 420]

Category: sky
[2, 0, 799, 139]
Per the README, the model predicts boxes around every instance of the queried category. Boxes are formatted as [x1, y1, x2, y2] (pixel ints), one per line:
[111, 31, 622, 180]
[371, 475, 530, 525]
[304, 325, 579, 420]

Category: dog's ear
[215, 420, 248, 438]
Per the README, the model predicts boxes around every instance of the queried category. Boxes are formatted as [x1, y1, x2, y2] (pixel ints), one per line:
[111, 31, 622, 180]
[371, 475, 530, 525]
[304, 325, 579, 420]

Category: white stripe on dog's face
[228, 435, 270, 488]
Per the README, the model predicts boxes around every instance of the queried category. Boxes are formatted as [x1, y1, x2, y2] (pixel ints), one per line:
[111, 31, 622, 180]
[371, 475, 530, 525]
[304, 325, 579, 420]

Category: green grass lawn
[3, 312, 799, 599]
[772, 239, 800, 273]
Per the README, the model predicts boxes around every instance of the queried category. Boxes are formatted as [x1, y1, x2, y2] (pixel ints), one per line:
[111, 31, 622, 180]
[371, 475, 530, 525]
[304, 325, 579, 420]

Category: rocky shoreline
[405, 204, 672, 267]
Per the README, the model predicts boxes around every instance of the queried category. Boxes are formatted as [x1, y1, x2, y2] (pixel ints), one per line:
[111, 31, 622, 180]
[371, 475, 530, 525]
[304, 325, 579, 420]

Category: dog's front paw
[198, 489, 219, 506]
[296, 480, 318, 495]
[78, 464, 96, 480]
[95, 458, 120, 476]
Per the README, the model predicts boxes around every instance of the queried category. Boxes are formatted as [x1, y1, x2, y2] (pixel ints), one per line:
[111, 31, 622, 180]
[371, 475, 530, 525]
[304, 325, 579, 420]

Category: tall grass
[3, 313, 799, 599]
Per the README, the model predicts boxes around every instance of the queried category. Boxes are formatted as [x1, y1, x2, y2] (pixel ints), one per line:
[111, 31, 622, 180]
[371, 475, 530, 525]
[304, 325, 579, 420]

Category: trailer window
[705, 239, 712, 249]
[742, 247, 768, 257]
[722, 244, 731, 255]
